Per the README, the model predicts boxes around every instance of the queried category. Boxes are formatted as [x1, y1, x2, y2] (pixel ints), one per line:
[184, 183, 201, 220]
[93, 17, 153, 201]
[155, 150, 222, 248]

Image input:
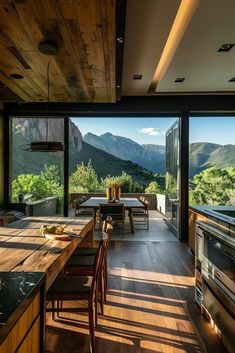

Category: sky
[71, 117, 235, 146]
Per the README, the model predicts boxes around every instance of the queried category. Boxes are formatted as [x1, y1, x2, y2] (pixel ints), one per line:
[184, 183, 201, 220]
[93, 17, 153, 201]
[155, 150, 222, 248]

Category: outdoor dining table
[79, 197, 145, 233]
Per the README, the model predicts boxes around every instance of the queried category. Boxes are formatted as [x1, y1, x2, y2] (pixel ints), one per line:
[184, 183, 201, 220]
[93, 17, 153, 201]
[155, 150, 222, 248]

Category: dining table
[80, 197, 145, 233]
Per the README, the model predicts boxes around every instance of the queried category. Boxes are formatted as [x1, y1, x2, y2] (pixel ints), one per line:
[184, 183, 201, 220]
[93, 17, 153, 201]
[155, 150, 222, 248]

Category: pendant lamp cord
[46, 60, 50, 141]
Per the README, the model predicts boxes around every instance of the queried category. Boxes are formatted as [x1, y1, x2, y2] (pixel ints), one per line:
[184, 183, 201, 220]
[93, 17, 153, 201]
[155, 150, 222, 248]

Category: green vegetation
[102, 172, 143, 193]
[12, 165, 63, 202]
[145, 181, 164, 194]
[69, 160, 101, 193]
[189, 166, 235, 205]
[69, 162, 143, 193]
[70, 141, 165, 190]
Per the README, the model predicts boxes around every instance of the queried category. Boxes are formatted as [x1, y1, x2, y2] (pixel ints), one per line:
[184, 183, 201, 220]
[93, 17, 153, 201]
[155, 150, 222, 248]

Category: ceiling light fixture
[218, 43, 234, 52]
[175, 77, 185, 82]
[133, 74, 142, 80]
[20, 56, 64, 152]
[148, 0, 199, 93]
[38, 41, 58, 55]
[11, 73, 24, 79]
[116, 37, 123, 44]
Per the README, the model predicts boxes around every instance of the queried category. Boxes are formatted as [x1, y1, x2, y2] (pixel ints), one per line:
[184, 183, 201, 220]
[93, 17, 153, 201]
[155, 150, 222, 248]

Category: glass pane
[189, 117, 235, 206]
[9, 117, 64, 215]
[68, 116, 176, 217]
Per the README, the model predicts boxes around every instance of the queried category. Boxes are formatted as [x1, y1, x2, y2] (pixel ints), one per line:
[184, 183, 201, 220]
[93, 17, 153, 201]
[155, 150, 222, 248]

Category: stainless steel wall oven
[195, 221, 235, 352]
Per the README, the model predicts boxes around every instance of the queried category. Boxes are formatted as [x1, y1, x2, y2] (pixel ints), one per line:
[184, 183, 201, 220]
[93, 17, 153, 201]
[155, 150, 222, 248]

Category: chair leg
[100, 273, 104, 316]
[51, 300, 55, 320]
[103, 258, 108, 302]
[95, 292, 98, 326]
[88, 302, 96, 353]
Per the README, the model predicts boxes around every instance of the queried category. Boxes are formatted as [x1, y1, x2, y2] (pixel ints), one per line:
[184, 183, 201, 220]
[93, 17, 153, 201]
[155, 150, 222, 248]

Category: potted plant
[103, 176, 122, 201]
[112, 177, 122, 201]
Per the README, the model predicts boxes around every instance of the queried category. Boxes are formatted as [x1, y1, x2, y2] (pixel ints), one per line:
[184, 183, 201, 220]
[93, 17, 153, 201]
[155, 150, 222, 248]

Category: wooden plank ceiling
[0, 0, 116, 103]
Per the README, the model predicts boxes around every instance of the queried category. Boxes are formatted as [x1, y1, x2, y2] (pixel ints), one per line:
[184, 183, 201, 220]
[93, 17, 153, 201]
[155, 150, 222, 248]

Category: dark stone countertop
[189, 205, 235, 227]
[0, 272, 45, 344]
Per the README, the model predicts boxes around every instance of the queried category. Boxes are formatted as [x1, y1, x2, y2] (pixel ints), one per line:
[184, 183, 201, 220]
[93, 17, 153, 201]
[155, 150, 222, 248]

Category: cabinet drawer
[0, 293, 40, 353]
[17, 317, 40, 353]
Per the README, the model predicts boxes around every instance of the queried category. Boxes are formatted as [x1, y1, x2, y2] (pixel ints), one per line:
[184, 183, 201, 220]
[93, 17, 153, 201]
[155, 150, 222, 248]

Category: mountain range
[83, 132, 165, 173]
[12, 119, 235, 184]
[83, 132, 235, 178]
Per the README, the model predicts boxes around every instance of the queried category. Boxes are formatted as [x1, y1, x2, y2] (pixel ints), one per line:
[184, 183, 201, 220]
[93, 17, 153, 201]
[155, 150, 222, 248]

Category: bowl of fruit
[40, 224, 70, 240]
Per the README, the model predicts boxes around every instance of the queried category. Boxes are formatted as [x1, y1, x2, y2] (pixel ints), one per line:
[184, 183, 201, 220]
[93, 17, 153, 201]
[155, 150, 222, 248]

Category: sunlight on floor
[46, 276, 203, 353]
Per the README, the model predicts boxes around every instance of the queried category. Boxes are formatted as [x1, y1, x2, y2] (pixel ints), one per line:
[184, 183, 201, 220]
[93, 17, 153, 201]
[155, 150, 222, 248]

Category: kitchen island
[0, 216, 94, 353]
[0, 272, 45, 353]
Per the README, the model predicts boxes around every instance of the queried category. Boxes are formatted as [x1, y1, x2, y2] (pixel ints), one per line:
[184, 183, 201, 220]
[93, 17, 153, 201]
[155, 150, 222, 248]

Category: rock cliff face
[13, 117, 82, 151]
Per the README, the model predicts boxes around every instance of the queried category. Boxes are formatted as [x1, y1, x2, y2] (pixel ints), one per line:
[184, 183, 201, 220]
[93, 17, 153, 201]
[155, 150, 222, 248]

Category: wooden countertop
[0, 216, 93, 291]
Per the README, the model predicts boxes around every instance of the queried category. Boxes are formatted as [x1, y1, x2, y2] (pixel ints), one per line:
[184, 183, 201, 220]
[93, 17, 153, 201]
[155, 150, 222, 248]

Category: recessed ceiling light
[218, 43, 234, 52]
[133, 74, 142, 80]
[10, 73, 24, 79]
[38, 41, 58, 55]
[116, 37, 123, 44]
[228, 77, 235, 82]
[175, 77, 185, 83]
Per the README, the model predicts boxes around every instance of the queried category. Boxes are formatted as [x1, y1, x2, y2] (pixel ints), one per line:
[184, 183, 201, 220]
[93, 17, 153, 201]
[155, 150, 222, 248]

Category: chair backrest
[102, 216, 113, 234]
[143, 199, 149, 209]
[90, 218, 113, 302]
[99, 203, 124, 221]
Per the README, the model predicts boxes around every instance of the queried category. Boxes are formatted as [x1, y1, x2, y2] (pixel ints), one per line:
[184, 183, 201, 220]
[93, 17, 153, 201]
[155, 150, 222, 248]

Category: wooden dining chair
[46, 231, 108, 353]
[63, 218, 113, 312]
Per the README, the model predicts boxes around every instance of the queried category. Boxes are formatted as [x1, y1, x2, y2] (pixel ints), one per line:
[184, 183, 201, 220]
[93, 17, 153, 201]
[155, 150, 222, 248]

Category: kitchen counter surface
[0, 272, 44, 344]
[189, 205, 235, 227]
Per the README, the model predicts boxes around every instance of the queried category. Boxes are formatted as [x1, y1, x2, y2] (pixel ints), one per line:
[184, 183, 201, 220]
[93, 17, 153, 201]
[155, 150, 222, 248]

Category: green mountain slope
[83, 132, 165, 173]
[70, 141, 164, 189]
[189, 142, 235, 177]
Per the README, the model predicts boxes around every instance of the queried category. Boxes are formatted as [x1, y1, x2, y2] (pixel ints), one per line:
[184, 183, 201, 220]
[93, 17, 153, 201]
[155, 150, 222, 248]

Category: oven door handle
[222, 249, 235, 261]
[215, 269, 223, 278]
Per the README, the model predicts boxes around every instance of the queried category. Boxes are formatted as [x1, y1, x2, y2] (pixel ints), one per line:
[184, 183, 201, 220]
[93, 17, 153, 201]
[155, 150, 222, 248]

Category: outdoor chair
[131, 199, 149, 230]
[74, 198, 95, 218]
[99, 203, 125, 236]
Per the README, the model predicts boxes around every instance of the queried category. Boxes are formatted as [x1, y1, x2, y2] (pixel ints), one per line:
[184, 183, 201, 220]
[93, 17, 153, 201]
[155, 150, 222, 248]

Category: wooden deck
[45, 240, 228, 353]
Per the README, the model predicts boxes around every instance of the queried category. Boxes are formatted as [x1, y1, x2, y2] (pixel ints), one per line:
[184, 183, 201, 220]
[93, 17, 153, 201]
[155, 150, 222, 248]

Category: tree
[102, 172, 143, 193]
[190, 166, 235, 205]
[69, 160, 101, 193]
[145, 181, 163, 194]
[12, 165, 63, 202]
[40, 165, 63, 199]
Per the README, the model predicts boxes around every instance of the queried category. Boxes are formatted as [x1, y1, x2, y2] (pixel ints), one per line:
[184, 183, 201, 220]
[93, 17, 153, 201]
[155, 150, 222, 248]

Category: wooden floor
[46, 241, 228, 353]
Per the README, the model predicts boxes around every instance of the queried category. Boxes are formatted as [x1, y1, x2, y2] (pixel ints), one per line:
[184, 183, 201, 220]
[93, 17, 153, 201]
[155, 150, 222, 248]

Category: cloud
[138, 127, 163, 136]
